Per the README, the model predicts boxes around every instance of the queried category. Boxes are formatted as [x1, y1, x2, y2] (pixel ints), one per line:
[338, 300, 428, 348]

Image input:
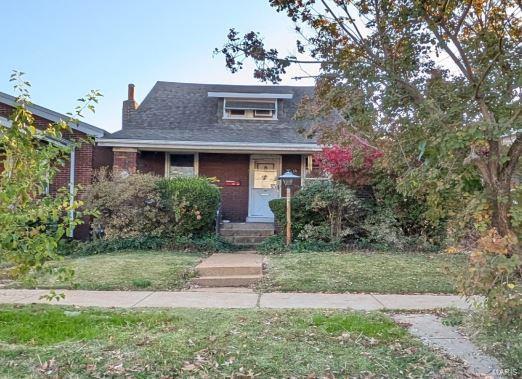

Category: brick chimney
[122, 83, 138, 128]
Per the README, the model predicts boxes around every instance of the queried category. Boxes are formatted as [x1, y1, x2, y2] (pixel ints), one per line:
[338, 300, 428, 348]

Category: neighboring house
[97, 82, 321, 223]
[0, 91, 112, 238]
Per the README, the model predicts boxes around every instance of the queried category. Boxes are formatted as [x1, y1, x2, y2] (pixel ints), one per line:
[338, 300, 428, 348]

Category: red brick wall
[138, 151, 165, 176]
[49, 132, 94, 194]
[1, 101, 99, 240]
[199, 153, 250, 222]
[113, 150, 138, 174]
[93, 146, 114, 171]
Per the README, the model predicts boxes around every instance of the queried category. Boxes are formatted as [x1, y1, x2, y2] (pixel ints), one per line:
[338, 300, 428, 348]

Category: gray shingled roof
[106, 81, 317, 145]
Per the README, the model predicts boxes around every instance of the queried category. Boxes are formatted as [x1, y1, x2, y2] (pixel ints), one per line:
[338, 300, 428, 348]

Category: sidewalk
[0, 289, 475, 310]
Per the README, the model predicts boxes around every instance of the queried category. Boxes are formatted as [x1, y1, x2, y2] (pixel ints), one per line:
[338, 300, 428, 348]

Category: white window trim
[301, 154, 307, 186]
[208, 92, 293, 99]
[164, 152, 199, 178]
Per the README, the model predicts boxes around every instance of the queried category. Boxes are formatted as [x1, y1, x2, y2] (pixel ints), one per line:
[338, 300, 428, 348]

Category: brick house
[0, 91, 112, 239]
[97, 82, 321, 224]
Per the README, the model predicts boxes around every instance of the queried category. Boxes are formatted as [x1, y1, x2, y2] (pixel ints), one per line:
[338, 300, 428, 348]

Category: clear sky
[1, 0, 315, 132]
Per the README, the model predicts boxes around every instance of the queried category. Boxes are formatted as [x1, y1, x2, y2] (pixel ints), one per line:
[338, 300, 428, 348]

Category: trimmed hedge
[157, 176, 221, 237]
[59, 234, 235, 256]
[85, 172, 221, 240]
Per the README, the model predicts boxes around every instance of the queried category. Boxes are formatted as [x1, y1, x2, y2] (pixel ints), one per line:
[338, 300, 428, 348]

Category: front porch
[110, 149, 311, 223]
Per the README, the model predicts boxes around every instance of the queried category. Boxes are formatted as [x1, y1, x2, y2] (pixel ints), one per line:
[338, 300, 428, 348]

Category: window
[223, 99, 277, 120]
[168, 153, 196, 177]
[253, 162, 277, 189]
[229, 109, 246, 116]
[304, 155, 330, 182]
[254, 109, 273, 118]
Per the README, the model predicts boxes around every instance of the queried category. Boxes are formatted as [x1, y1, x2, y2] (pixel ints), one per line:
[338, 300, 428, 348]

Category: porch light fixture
[278, 170, 301, 245]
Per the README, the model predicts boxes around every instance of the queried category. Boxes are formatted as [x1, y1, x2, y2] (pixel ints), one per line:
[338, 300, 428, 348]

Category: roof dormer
[208, 91, 293, 121]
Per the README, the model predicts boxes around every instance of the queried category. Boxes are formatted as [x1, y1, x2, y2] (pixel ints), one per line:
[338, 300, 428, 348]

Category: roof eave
[0, 92, 106, 138]
[208, 92, 293, 99]
[96, 138, 321, 153]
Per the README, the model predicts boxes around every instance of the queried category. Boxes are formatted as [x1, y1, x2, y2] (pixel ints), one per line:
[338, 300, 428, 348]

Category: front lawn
[0, 305, 464, 378]
[9, 250, 202, 291]
[259, 251, 466, 294]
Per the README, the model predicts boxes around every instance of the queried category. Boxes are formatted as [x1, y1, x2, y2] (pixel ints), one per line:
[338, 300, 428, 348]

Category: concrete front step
[220, 222, 274, 230]
[192, 275, 263, 287]
[193, 252, 264, 288]
[220, 229, 274, 237]
[197, 265, 262, 277]
[222, 235, 269, 245]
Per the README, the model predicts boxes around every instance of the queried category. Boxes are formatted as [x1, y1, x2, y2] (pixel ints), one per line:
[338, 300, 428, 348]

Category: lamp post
[278, 170, 301, 245]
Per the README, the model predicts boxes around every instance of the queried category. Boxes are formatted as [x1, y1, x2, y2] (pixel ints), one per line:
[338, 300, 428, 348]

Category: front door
[248, 156, 281, 222]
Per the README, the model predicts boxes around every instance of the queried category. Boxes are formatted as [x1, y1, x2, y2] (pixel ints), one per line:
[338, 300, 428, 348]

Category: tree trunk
[475, 139, 516, 239]
[490, 188, 512, 237]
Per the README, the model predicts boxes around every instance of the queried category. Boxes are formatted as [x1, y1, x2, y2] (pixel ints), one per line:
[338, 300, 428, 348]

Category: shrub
[84, 169, 166, 240]
[157, 177, 221, 237]
[85, 171, 222, 240]
[270, 181, 364, 243]
[59, 236, 170, 256]
[59, 234, 235, 256]
[269, 196, 320, 238]
[257, 234, 341, 255]
[314, 138, 383, 186]
[172, 234, 236, 253]
[457, 229, 521, 324]
[362, 207, 406, 250]
[257, 235, 289, 255]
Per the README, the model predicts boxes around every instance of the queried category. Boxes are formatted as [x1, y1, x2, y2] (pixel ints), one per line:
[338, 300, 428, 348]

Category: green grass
[259, 251, 466, 294]
[0, 305, 465, 378]
[442, 309, 521, 378]
[10, 250, 202, 291]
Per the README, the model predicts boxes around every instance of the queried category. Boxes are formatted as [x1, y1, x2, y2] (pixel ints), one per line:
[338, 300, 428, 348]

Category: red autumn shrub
[315, 135, 383, 186]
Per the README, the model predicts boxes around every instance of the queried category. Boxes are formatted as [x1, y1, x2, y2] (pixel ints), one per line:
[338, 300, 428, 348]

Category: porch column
[113, 147, 138, 176]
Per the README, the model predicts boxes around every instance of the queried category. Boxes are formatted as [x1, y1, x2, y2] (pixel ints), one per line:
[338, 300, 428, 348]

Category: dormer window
[208, 91, 293, 121]
[229, 109, 246, 117]
[223, 99, 277, 120]
[254, 109, 273, 118]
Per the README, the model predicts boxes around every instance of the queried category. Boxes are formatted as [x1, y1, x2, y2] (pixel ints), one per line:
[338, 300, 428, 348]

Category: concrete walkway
[0, 289, 475, 310]
[393, 314, 502, 378]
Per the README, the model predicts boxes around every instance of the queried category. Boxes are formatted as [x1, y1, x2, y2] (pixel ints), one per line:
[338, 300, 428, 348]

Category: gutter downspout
[68, 147, 76, 238]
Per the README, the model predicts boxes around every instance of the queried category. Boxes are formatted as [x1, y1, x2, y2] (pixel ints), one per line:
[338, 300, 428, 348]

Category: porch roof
[97, 138, 321, 154]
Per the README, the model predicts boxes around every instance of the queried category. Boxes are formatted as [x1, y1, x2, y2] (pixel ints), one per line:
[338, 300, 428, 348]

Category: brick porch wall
[138, 151, 165, 176]
[113, 149, 138, 174]
[197, 153, 304, 222]
[199, 153, 250, 222]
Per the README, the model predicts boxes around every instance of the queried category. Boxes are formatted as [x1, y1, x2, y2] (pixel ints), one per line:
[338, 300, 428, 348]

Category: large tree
[217, 0, 521, 242]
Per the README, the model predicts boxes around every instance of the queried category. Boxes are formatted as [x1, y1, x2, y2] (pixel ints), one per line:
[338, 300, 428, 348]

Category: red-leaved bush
[315, 135, 383, 186]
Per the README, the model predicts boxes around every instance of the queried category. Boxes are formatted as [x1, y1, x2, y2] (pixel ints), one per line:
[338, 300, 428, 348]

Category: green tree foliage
[0, 72, 101, 280]
[217, 0, 521, 245]
[218, 1, 521, 320]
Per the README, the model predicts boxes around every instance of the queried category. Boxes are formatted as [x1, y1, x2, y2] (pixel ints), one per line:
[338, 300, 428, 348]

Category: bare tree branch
[455, 1, 473, 35]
